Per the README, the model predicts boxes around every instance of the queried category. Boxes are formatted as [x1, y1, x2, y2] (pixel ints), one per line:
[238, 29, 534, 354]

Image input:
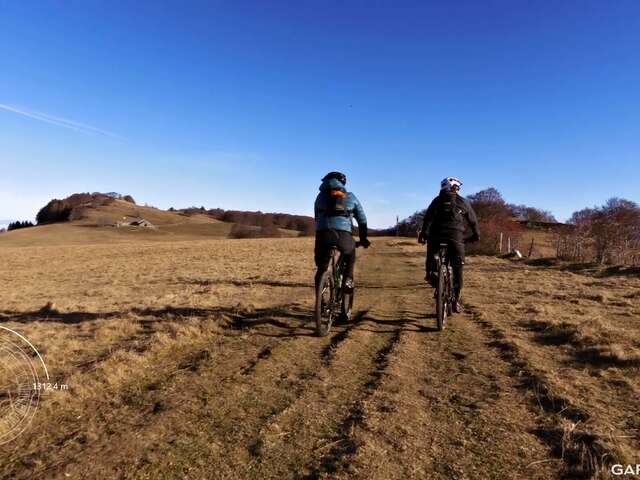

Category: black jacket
[420, 191, 479, 241]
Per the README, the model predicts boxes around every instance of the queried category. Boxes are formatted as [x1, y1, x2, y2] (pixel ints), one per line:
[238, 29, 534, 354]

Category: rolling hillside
[0, 198, 299, 247]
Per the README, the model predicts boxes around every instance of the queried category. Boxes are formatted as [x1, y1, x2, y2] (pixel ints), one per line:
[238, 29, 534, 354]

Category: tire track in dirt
[464, 302, 621, 479]
[233, 242, 415, 478]
[462, 257, 639, 479]
[248, 315, 402, 479]
[304, 328, 403, 479]
[5, 304, 312, 479]
[323, 242, 563, 480]
[38, 300, 379, 479]
[186, 250, 403, 479]
[43, 311, 314, 479]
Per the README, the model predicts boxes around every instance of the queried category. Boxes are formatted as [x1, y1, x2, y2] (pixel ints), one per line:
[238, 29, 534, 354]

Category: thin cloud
[0, 103, 124, 140]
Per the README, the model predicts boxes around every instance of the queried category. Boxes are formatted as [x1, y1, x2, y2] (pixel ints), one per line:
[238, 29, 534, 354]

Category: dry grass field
[1, 232, 639, 479]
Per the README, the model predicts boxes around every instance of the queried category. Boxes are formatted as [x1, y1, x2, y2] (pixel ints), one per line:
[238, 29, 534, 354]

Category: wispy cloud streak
[0, 103, 124, 140]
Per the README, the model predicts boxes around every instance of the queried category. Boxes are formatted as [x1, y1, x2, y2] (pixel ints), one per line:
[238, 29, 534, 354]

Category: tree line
[381, 188, 556, 254]
[388, 187, 640, 265]
[178, 207, 316, 236]
[559, 198, 640, 265]
[7, 221, 35, 231]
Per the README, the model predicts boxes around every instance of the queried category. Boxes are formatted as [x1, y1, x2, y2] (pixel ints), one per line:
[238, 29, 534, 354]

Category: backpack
[327, 188, 350, 217]
[435, 194, 464, 225]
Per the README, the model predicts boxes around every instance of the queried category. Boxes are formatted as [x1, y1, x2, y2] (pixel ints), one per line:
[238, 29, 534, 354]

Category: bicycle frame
[329, 248, 346, 313]
[434, 243, 454, 330]
[315, 243, 359, 336]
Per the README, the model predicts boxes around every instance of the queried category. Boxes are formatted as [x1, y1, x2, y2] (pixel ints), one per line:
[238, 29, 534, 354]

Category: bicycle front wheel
[315, 270, 334, 337]
[436, 263, 447, 331]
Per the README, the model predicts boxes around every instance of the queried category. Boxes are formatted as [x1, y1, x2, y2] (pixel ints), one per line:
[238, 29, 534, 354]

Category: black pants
[315, 229, 356, 285]
[426, 238, 464, 298]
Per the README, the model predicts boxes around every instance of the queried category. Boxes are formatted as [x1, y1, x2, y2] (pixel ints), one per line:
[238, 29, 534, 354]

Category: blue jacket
[314, 178, 367, 232]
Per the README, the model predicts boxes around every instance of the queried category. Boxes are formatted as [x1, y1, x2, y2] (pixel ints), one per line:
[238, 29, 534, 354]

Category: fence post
[528, 238, 535, 258]
[499, 232, 503, 253]
[507, 236, 511, 253]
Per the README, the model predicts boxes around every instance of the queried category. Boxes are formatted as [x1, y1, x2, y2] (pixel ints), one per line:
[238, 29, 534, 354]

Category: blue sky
[1, 1, 639, 227]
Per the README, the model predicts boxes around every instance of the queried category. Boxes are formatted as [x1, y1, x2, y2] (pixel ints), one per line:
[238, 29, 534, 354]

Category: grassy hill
[0, 197, 299, 247]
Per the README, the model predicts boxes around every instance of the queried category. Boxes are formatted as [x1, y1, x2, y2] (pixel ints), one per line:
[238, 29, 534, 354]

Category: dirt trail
[2, 238, 637, 479]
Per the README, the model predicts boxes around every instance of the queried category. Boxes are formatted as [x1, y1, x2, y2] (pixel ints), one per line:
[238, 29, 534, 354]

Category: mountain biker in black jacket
[418, 177, 479, 313]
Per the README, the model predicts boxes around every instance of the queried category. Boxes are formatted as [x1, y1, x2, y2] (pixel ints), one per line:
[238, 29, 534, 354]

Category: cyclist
[314, 171, 370, 291]
[418, 177, 479, 313]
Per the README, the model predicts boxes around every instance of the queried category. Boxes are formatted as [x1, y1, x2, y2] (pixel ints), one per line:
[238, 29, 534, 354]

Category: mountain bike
[315, 241, 364, 337]
[434, 242, 454, 331]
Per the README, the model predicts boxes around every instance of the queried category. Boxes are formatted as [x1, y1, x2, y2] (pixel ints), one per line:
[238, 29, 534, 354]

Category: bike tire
[448, 266, 455, 316]
[436, 263, 447, 331]
[315, 270, 334, 337]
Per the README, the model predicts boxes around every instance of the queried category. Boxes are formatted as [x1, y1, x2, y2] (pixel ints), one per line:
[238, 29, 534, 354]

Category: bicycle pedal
[343, 279, 354, 293]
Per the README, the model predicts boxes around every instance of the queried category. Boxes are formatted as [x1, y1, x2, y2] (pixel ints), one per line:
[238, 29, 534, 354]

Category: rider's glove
[358, 224, 370, 248]
[469, 231, 480, 243]
[418, 231, 426, 244]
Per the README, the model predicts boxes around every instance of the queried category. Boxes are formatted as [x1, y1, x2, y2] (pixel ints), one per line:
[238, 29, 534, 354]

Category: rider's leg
[336, 230, 356, 287]
[425, 240, 437, 287]
[314, 230, 337, 286]
[449, 240, 465, 312]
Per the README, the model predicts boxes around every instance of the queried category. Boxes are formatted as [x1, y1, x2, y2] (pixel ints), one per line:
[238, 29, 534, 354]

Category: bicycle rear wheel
[315, 270, 334, 337]
[436, 263, 447, 331]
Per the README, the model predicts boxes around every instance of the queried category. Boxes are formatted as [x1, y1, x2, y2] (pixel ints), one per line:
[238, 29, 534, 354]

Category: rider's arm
[351, 194, 367, 227]
[350, 194, 370, 244]
[420, 197, 439, 237]
[314, 196, 321, 222]
[465, 200, 480, 236]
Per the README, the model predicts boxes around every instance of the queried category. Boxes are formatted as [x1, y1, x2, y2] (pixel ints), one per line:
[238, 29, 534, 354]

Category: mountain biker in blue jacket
[314, 171, 370, 291]
[418, 177, 479, 313]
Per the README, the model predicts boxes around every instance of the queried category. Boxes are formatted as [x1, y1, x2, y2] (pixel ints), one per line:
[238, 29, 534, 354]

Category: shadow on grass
[519, 319, 580, 346]
[525, 257, 559, 267]
[185, 277, 428, 291]
[598, 265, 640, 277]
[524, 257, 640, 278]
[518, 319, 640, 369]
[0, 304, 316, 338]
[571, 346, 640, 369]
[184, 278, 313, 288]
[1, 302, 440, 337]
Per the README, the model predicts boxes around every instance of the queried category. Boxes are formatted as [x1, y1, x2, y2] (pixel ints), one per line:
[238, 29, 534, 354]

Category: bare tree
[562, 198, 640, 264]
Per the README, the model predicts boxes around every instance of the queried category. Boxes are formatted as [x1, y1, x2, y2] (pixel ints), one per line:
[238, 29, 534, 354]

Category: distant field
[1, 235, 638, 479]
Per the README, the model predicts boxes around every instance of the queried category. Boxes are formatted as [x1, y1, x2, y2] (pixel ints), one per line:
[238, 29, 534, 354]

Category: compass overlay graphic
[0, 326, 49, 445]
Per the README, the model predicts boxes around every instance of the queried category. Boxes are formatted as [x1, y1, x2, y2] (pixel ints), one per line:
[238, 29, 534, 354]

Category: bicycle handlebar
[419, 236, 478, 245]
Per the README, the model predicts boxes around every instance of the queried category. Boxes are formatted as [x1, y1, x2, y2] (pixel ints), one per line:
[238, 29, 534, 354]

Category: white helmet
[440, 176, 462, 191]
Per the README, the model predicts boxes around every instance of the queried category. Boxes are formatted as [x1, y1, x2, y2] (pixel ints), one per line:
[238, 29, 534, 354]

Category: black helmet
[322, 171, 347, 185]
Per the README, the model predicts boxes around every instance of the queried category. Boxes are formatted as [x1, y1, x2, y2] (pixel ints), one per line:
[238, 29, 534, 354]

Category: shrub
[259, 224, 282, 238]
[36, 193, 117, 224]
[228, 224, 260, 239]
[37, 200, 73, 224]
